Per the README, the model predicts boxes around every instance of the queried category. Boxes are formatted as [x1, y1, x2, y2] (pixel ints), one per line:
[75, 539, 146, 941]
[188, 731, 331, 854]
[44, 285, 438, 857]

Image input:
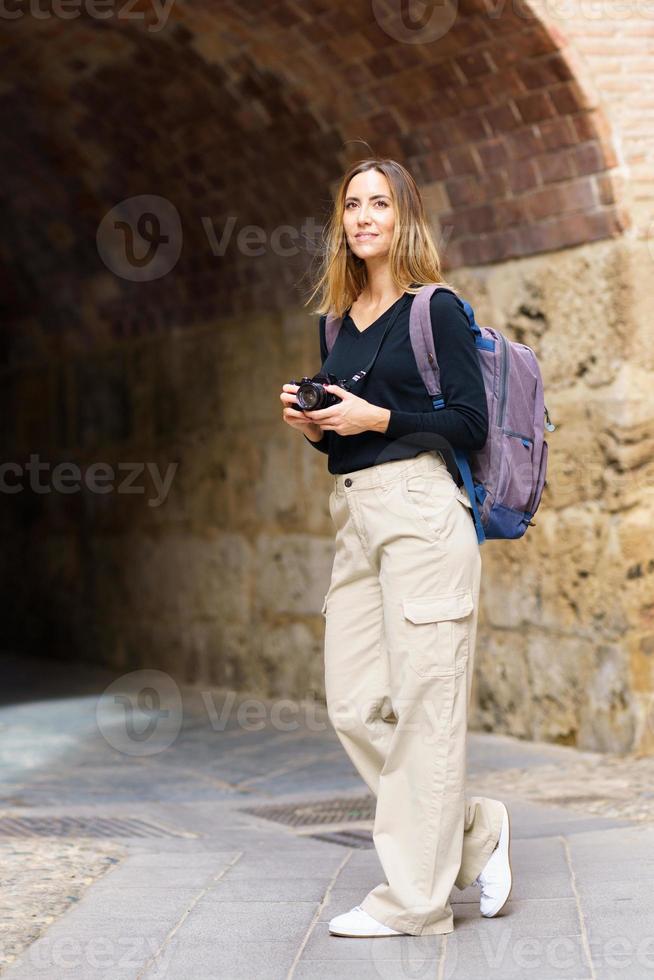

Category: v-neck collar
[344, 292, 408, 336]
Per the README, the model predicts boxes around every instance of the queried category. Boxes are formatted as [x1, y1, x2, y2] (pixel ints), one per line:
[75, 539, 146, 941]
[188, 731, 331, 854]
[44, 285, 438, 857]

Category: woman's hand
[303, 384, 390, 436]
[280, 383, 324, 440]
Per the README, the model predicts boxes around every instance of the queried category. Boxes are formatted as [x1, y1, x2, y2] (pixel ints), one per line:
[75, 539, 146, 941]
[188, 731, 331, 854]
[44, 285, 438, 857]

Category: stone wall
[3, 236, 653, 753]
[1, 1, 654, 752]
[457, 238, 654, 753]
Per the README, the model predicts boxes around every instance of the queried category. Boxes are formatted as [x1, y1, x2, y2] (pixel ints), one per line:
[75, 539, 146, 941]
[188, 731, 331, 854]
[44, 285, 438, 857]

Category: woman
[280, 158, 512, 938]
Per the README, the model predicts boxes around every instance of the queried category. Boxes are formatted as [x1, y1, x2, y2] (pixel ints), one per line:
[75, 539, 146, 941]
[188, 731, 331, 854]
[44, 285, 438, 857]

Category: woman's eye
[344, 201, 389, 209]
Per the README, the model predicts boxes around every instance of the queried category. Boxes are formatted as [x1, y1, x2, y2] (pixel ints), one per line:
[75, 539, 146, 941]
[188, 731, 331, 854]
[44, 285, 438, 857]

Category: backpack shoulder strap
[325, 311, 342, 354]
[410, 283, 487, 546]
[409, 283, 460, 401]
[327, 285, 476, 370]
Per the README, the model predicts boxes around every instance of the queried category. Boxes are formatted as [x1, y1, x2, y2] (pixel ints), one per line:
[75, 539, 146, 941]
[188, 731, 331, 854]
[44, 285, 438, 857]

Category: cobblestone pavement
[468, 749, 654, 823]
[1, 652, 653, 979]
[0, 840, 126, 970]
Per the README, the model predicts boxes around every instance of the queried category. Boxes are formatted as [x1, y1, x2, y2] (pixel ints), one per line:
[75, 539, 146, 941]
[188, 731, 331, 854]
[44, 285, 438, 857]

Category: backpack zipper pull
[544, 405, 556, 432]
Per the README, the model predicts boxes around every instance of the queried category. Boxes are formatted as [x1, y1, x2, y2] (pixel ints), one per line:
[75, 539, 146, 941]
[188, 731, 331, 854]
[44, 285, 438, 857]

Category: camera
[288, 372, 345, 411]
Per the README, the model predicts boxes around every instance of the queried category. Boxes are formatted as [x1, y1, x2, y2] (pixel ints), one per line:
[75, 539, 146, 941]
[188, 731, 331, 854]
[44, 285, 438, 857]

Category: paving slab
[1, 652, 652, 980]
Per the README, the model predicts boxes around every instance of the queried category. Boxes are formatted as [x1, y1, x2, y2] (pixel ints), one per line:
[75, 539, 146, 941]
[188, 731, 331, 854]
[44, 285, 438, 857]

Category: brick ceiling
[0, 0, 628, 361]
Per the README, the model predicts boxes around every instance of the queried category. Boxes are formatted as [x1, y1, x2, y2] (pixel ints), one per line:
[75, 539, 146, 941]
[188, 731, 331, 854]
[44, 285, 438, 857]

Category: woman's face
[343, 169, 395, 262]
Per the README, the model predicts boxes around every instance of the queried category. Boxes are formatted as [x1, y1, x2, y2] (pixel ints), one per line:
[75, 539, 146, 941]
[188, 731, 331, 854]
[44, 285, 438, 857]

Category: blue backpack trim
[431, 394, 486, 545]
[436, 300, 487, 544]
[476, 337, 496, 351]
[455, 450, 486, 545]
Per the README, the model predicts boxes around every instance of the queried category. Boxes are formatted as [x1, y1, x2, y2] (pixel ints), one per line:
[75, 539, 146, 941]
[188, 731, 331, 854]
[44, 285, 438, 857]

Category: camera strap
[344, 294, 408, 390]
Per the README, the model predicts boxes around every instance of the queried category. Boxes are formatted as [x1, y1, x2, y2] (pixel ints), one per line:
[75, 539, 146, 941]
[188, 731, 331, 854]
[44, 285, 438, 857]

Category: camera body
[288, 372, 344, 411]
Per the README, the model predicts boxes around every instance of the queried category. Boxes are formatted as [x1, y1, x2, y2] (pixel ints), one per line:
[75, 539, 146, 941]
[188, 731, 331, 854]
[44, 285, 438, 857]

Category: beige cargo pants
[321, 449, 505, 936]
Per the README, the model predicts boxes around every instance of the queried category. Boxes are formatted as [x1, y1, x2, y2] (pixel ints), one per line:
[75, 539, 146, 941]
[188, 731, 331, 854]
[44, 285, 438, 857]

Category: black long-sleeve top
[303, 288, 488, 483]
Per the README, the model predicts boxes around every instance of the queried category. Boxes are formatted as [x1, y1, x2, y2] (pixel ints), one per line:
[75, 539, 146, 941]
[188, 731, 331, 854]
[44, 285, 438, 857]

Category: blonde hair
[305, 157, 457, 318]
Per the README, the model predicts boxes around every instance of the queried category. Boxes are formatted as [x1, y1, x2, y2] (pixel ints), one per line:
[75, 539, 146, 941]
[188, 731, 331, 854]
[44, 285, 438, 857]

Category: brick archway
[0, 0, 628, 359]
[221, 0, 628, 268]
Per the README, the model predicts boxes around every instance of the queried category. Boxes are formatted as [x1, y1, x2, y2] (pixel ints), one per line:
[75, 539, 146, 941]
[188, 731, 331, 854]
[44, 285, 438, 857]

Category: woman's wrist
[304, 423, 325, 442]
[369, 406, 391, 434]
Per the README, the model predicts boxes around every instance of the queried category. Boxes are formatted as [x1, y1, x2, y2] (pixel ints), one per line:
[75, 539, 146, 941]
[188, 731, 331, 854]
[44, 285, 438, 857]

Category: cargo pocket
[402, 588, 473, 678]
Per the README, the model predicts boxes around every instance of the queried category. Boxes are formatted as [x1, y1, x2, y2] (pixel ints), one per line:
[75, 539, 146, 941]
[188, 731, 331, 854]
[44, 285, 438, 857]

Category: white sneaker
[474, 801, 513, 917]
[328, 904, 406, 937]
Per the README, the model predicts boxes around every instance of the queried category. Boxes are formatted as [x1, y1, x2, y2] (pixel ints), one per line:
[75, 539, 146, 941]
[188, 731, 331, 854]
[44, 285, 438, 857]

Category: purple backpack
[325, 283, 555, 545]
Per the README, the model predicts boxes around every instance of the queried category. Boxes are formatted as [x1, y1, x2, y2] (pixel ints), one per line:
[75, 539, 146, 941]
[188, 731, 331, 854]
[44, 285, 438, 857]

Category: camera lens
[301, 388, 319, 409]
[297, 383, 323, 410]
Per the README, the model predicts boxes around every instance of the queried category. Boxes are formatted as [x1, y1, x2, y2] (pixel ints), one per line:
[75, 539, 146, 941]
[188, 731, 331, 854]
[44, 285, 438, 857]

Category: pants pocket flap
[403, 588, 473, 624]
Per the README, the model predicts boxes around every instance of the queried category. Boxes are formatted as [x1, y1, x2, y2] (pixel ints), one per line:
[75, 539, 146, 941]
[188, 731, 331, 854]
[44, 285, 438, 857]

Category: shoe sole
[481, 802, 513, 917]
[328, 928, 405, 937]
